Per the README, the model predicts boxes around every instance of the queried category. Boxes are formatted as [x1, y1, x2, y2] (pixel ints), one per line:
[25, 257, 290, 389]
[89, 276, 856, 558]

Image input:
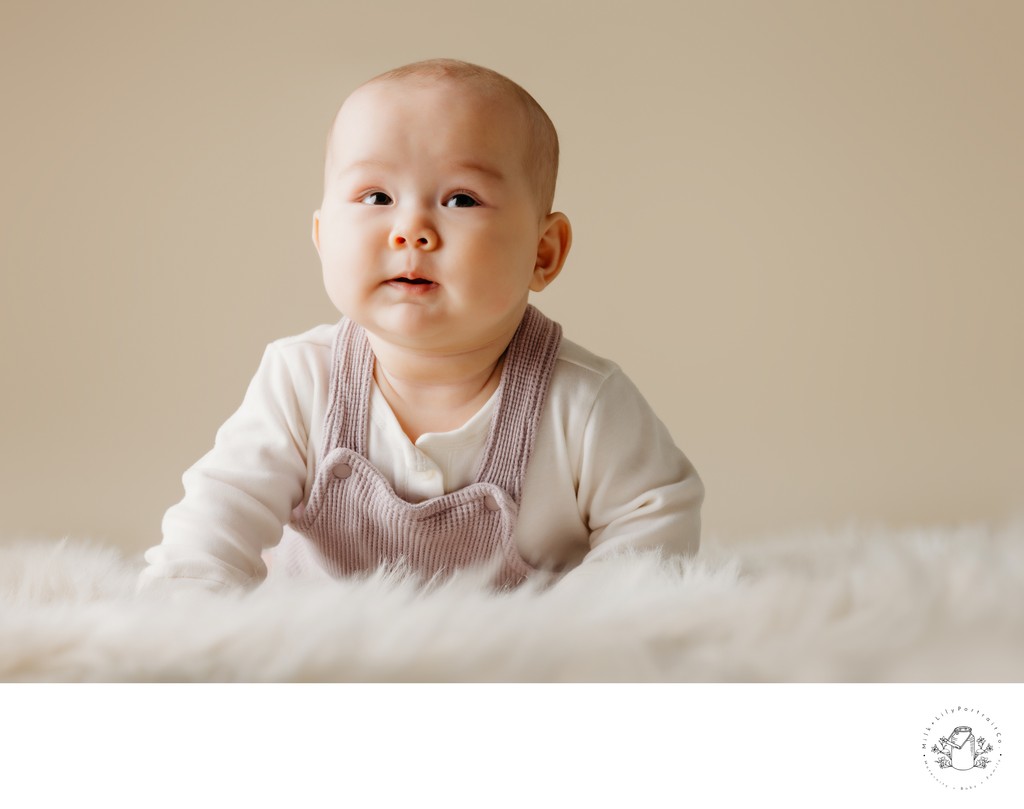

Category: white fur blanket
[2, 521, 1022, 682]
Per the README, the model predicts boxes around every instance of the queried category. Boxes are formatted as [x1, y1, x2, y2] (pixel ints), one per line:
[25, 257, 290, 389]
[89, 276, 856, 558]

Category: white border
[1, 684, 1020, 806]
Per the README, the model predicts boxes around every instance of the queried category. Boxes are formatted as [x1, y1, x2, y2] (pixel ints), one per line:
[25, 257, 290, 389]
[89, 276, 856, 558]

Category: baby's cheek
[476, 276, 529, 316]
[321, 266, 350, 311]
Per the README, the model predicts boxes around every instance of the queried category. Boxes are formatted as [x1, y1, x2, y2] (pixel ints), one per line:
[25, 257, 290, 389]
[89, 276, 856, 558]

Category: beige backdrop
[2, 0, 1021, 552]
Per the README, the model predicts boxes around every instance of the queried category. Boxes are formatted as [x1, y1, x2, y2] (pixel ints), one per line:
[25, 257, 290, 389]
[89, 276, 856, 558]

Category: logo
[922, 706, 1003, 789]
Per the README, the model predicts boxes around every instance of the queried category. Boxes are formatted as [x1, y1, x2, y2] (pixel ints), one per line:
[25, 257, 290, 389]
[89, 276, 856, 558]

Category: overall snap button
[483, 495, 500, 512]
[332, 462, 352, 480]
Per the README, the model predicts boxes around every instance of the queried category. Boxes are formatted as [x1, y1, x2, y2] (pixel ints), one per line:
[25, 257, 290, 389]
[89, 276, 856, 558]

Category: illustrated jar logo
[922, 708, 1003, 789]
[937, 726, 983, 771]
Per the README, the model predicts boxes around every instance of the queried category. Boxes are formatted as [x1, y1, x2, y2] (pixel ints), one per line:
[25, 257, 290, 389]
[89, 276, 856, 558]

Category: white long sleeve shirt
[139, 322, 703, 592]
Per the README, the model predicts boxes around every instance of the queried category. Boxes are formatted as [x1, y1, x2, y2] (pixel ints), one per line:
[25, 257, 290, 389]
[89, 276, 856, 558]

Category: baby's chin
[360, 310, 464, 348]
[364, 313, 513, 359]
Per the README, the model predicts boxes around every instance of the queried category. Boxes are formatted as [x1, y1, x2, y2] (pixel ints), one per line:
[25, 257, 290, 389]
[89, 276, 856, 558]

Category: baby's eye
[360, 191, 393, 205]
[444, 193, 480, 208]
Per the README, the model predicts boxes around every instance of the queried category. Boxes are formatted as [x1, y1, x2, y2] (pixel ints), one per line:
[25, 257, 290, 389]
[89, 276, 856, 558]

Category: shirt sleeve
[137, 342, 311, 593]
[575, 368, 704, 562]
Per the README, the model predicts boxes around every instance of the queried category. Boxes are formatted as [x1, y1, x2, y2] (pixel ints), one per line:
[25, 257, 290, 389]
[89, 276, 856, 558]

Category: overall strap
[474, 305, 562, 502]
[320, 317, 374, 460]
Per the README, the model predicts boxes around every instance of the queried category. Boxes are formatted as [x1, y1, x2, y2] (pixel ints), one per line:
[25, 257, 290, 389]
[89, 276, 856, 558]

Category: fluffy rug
[1, 521, 1022, 682]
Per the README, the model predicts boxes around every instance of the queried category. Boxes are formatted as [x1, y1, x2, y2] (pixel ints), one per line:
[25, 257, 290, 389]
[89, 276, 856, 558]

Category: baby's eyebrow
[449, 160, 506, 182]
[339, 158, 393, 175]
[338, 158, 505, 182]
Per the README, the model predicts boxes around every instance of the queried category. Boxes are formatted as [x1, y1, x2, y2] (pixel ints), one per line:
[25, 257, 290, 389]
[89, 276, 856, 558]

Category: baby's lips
[389, 271, 438, 285]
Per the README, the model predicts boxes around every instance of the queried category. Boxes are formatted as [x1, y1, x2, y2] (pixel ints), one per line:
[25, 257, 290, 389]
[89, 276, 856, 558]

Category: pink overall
[283, 305, 562, 588]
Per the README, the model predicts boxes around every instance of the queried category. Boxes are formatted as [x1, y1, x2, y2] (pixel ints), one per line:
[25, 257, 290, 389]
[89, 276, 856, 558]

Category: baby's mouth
[386, 274, 439, 292]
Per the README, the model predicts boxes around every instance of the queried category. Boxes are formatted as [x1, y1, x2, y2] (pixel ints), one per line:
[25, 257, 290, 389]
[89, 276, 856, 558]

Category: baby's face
[314, 78, 551, 356]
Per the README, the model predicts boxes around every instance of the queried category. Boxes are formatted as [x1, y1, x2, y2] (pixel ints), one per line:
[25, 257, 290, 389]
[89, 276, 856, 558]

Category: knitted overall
[284, 305, 562, 588]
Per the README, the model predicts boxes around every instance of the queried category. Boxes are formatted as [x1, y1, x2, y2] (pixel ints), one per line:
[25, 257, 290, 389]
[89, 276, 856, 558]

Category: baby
[138, 58, 703, 593]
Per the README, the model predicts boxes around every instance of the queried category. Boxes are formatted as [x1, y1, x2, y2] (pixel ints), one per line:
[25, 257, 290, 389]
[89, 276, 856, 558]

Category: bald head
[324, 59, 560, 213]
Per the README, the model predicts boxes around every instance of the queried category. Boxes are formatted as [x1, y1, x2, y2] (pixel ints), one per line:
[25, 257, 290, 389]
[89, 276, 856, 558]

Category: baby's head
[324, 59, 560, 215]
[314, 59, 572, 356]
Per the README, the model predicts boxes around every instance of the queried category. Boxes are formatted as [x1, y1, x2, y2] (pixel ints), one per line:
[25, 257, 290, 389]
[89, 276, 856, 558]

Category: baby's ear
[530, 212, 572, 292]
[311, 210, 322, 256]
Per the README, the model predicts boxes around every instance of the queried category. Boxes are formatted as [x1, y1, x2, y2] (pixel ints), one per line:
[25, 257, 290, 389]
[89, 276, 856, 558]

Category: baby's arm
[138, 342, 312, 594]
[576, 369, 703, 562]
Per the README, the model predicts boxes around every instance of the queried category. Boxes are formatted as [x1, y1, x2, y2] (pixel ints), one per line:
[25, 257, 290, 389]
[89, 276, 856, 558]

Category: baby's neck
[367, 338, 507, 443]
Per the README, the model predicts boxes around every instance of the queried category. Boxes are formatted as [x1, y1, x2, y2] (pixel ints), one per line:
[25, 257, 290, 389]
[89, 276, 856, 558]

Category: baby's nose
[389, 222, 439, 251]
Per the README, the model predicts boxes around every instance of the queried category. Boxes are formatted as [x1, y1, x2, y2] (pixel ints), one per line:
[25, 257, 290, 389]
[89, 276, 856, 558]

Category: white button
[332, 462, 352, 480]
[483, 495, 500, 512]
